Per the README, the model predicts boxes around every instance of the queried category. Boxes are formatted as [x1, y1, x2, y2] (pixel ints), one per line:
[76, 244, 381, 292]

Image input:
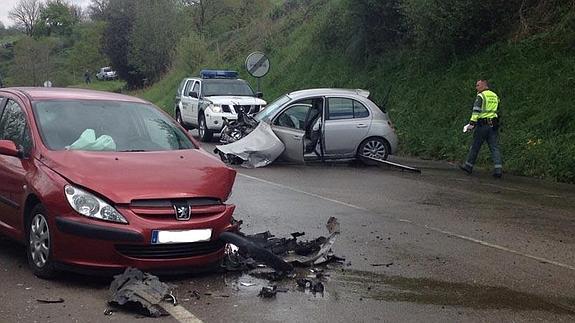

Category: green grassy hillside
[141, 0, 575, 183]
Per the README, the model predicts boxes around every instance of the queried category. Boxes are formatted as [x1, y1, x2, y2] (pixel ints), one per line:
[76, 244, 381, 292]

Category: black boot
[459, 164, 472, 175]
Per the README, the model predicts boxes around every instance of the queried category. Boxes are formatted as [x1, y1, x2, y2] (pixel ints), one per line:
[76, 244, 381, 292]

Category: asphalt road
[1, 135, 574, 322]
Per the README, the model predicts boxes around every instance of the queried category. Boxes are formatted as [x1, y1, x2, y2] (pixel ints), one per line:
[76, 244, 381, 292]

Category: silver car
[216, 88, 399, 167]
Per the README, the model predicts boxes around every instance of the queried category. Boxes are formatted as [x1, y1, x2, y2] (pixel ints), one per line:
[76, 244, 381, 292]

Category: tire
[26, 204, 56, 279]
[198, 112, 213, 142]
[357, 137, 390, 165]
[175, 108, 188, 130]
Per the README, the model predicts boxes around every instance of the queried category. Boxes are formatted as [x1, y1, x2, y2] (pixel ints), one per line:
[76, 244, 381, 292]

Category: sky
[0, 0, 92, 28]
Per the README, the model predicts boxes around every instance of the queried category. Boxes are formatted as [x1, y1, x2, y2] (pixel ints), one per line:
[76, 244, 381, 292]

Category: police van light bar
[200, 70, 238, 79]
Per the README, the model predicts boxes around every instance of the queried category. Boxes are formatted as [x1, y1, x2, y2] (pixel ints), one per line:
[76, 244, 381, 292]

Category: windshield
[202, 79, 255, 97]
[255, 95, 291, 121]
[33, 100, 195, 152]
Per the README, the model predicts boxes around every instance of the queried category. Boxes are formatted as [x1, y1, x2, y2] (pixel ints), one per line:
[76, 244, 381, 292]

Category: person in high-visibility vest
[460, 79, 503, 178]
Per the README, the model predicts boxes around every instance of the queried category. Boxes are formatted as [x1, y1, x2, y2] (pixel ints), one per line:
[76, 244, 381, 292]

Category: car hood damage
[40, 149, 236, 203]
[215, 121, 284, 168]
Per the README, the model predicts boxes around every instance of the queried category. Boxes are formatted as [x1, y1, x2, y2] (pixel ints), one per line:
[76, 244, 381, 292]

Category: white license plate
[151, 229, 212, 244]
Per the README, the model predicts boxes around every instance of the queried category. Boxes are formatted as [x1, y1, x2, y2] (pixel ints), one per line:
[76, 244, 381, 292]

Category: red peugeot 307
[0, 87, 237, 278]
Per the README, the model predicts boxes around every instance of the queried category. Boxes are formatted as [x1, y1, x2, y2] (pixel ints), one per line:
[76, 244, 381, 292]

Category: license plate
[151, 229, 212, 244]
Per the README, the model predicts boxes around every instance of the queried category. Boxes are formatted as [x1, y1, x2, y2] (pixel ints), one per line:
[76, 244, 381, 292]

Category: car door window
[273, 104, 311, 130]
[192, 82, 200, 97]
[184, 81, 194, 97]
[0, 99, 31, 154]
[327, 98, 354, 120]
[327, 98, 370, 120]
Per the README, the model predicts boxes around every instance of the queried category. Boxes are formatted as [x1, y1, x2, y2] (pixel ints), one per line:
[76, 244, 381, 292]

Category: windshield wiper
[118, 149, 147, 152]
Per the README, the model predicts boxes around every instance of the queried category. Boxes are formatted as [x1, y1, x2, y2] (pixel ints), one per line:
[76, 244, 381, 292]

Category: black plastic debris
[36, 298, 64, 304]
[258, 286, 278, 298]
[108, 267, 173, 318]
[221, 217, 343, 273]
[220, 231, 294, 274]
[257, 285, 288, 298]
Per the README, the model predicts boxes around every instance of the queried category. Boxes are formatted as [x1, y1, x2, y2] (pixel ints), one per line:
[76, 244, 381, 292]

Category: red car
[0, 87, 237, 278]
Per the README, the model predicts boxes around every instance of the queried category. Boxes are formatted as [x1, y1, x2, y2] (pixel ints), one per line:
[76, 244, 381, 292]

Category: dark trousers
[464, 125, 503, 174]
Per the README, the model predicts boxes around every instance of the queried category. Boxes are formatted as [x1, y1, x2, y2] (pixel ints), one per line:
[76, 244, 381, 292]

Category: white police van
[175, 70, 267, 141]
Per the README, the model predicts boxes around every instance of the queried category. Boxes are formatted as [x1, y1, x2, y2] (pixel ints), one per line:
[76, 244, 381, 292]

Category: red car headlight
[64, 185, 128, 224]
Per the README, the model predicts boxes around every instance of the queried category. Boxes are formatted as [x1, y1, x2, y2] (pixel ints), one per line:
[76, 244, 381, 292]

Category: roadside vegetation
[1, 0, 573, 183]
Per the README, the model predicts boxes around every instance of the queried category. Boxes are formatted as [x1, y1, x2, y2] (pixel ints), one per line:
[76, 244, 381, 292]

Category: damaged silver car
[215, 88, 399, 167]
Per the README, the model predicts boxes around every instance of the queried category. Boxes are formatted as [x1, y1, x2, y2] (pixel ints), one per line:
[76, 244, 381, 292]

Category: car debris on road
[107, 217, 343, 319]
[221, 217, 342, 275]
[108, 267, 174, 317]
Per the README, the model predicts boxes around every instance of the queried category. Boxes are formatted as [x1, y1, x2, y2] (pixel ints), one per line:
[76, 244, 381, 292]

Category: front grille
[116, 240, 225, 259]
[233, 105, 260, 114]
[128, 198, 224, 220]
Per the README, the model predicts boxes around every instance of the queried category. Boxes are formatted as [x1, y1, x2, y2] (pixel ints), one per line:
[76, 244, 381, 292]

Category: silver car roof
[286, 88, 370, 100]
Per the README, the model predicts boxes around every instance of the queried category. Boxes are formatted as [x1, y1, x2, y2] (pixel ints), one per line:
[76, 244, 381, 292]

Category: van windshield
[202, 79, 255, 97]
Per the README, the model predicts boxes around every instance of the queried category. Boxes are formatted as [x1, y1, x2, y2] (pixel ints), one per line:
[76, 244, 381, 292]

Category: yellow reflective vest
[471, 90, 499, 122]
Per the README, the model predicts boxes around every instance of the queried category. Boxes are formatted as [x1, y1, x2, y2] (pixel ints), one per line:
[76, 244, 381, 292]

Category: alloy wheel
[29, 213, 50, 268]
[361, 139, 388, 160]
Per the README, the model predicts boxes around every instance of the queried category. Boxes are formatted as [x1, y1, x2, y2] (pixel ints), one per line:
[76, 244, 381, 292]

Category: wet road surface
[1, 136, 574, 322]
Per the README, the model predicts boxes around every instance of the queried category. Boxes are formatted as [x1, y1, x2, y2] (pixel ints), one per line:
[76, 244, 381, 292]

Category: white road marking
[238, 173, 575, 272]
[160, 303, 203, 323]
[239, 173, 370, 212]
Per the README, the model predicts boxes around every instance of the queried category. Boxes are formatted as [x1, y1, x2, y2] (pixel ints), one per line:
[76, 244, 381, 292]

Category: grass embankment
[70, 80, 126, 92]
[141, 1, 575, 183]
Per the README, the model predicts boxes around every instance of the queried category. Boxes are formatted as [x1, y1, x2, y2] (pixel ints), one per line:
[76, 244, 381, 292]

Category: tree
[35, 0, 80, 37]
[8, 0, 43, 36]
[11, 37, 56, 86]
[101, 0, 139, 86]
[87, 0, 109, 21]
[129, 0, 179, 83]
[68, 22, 108, 80]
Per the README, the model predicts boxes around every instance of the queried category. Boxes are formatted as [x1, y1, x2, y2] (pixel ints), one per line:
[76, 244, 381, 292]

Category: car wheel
[176, 109, 188, 130]
[358, 137, 390, 165]
[26, 204, 56, 279]
[198, 112, 213, 142]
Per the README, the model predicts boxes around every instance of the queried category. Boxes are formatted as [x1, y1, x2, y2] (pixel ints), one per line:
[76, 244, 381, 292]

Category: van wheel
[26, 204, 56, 279]
[198, 113, 213, 142]
[358, 137, 390, 165]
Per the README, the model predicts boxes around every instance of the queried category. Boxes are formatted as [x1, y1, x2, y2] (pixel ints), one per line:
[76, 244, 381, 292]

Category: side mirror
[0, 140, 20, 157]
[189, 92, 199, 99]
[255, 92, 263, 98]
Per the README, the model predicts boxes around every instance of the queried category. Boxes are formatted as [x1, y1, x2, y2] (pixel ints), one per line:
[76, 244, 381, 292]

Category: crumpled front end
[215, 122, 284, 168]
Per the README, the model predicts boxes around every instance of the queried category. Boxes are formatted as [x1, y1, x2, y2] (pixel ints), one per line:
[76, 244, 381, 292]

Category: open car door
[270, 103, 311, 164]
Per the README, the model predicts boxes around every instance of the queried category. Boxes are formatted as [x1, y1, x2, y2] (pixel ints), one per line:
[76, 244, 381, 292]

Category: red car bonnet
[39, 148, 236, 204]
